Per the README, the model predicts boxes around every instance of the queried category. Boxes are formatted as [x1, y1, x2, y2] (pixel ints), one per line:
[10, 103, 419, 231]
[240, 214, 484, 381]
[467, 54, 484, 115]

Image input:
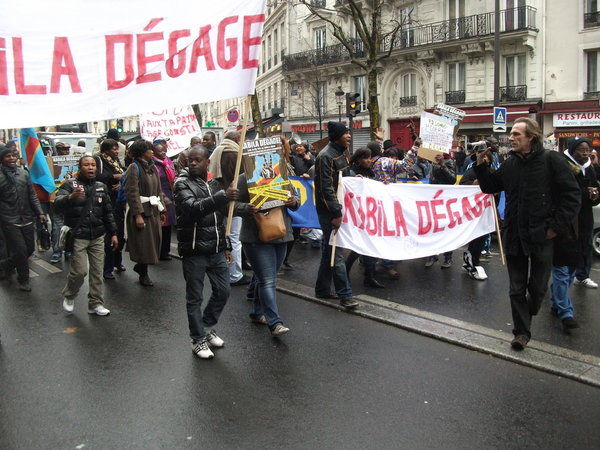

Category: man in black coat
[475, 118, 581, 350]
[55, 156, 117, 315]
[0, 145, 46, 291]
[550, 137, 600, 330]
[314, 121, 358, 309]
[174, 145, 253, 359]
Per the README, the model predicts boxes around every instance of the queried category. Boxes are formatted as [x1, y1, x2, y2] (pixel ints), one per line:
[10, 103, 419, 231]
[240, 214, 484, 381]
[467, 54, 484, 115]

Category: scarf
[1, 166, 17, 184]
[101, 153, 124, 174]
[208, 139, 240, 179]
[153, 156, 176, 186]
[565, 151, 591, 176]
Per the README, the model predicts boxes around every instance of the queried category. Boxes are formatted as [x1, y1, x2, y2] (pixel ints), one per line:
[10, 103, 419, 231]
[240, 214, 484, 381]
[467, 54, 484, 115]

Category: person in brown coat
[124, 139, 167, 286]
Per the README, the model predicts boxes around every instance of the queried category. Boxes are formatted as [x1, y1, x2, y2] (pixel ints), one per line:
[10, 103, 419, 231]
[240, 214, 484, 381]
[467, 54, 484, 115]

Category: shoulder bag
[254, 207, 286, 243]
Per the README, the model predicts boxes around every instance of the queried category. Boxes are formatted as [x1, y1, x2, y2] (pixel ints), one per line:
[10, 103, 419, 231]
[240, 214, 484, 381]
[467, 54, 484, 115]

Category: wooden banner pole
[226, 95, 252, 237]
[330, 170, 344, 267]
[492, 195, 506, 266]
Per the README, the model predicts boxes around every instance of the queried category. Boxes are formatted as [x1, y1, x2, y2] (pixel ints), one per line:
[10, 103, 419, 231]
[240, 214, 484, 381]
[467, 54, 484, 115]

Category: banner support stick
[330, 170, 343, 267]
[492, 195, 506, 266]
[226, 95, 252, 237]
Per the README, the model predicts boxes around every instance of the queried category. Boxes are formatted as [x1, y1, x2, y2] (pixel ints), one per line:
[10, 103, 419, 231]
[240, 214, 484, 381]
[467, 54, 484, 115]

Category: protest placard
[0, 0, 266, 129]
[242, 137, 293, 210]
[335, 177, 496, 260]
[140, 106, 201, 157]
[50, 155, 80, 187]
[418, 111, 456, 162]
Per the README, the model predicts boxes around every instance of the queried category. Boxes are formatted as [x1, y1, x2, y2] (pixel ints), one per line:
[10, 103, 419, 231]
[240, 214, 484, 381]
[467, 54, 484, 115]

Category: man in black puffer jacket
[55, 156, 117, 316]
[174, 145, 253, 359]
[475, 118, 580, 350]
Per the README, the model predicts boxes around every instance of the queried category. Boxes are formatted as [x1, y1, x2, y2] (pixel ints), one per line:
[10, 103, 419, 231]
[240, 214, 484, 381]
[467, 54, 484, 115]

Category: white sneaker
[88, 305, 110, 316]
[191, 339, 214, 359]
[62, 297, 74, 313]
[206, 330, 225, 348]
[574, 278, 598, 289]
[469, 266, 488, 281]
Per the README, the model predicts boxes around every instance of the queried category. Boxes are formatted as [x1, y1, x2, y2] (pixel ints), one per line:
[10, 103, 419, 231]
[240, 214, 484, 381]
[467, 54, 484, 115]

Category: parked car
[593, 204, 600, 257]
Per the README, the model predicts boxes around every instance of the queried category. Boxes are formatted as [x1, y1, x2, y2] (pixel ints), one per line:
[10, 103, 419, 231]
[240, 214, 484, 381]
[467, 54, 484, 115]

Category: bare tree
[296, 0, 415, 139]
[288, 69, 330, 139]
[250, 94, 266, 138]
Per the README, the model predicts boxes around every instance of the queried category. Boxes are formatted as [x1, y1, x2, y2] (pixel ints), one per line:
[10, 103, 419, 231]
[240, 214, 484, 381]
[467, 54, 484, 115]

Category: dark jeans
[38, 203, 62, 253]
[182, 252, 230, 341]
[244, 242, 287, 328]
[468, 234, 488, 266]
[575, 232, 594, 281]
[345, 251, 376, 278]
[104, 201, 125, 275]
[1, 223, 35, 283]
[160, 225, 172, 258]
[506, 240, 553, 339]
[315, 214, 352, 299]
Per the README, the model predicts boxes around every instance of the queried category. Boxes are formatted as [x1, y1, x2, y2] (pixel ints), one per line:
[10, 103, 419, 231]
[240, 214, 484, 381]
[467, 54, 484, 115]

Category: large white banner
[336, 178, 496, 260]
[140, 106, 201, 157]
[0, 0, 266, 129]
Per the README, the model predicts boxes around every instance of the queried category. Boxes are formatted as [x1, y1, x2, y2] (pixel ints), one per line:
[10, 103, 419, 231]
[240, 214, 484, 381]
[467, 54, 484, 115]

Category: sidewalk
[282, 243, 600, 355]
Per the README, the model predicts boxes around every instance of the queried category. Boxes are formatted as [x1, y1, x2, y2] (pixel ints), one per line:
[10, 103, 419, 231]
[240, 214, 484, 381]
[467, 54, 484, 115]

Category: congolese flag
[19, 128, 56, 193]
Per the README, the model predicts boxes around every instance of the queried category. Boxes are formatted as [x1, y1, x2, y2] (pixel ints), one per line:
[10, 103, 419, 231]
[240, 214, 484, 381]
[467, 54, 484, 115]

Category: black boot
[134, 264, 153, 287]
[363, 271, 385, 288]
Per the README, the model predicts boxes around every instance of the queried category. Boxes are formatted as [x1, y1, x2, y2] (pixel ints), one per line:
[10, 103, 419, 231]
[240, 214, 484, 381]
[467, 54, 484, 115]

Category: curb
[276, 279, 600, 388]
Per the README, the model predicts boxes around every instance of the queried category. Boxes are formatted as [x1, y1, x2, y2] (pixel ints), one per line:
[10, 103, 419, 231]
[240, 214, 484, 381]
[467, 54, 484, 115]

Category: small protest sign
[140, 106, 202, 158]
[418, 111, 455, 162]
[51, 155, 80, 187]
[242, 136, 293, 210]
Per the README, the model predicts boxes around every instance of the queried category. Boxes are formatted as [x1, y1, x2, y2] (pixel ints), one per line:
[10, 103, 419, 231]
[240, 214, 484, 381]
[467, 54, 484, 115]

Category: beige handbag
[254, 207, 286, 242]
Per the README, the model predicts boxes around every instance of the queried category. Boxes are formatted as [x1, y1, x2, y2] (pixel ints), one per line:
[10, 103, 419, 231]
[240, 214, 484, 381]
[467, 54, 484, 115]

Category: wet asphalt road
[281, 241, 600, 357]
[1, 254, 599, 448]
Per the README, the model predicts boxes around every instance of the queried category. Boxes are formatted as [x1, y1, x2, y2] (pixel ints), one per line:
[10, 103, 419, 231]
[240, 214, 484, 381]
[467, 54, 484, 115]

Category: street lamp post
[335, 86, 345, 122]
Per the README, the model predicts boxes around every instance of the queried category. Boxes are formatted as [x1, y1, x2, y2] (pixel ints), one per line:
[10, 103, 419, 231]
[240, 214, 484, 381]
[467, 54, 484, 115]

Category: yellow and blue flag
[19, 128, 56, 193]
[288, 176, 320, 229]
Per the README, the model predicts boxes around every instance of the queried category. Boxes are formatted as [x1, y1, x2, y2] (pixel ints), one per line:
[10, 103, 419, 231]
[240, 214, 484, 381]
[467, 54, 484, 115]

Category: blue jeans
[315, 214, 352, 299]
[575, 233, 594, 281]
[244, 242, 287, 328]
[182, 252, 230, 341]
[550, 266, 576, 319]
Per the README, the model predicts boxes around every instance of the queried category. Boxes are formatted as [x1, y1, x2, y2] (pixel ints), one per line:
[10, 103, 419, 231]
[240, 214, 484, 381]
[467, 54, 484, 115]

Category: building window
[274, 29, 279, 65]
[587, 50, 600, 97]
[353, 76, 367, 112]
[400, 73, 417, 106]
[504, 54, 526, 86]
[314, 27, 327, 50]
[446, 62, 466, 104]
[585, 0, 600, 28]
[400, 6, 415, 47]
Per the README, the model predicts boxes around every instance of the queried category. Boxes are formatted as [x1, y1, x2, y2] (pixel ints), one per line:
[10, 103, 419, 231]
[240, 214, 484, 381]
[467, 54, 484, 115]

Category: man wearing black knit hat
[314, 121, 358, 309]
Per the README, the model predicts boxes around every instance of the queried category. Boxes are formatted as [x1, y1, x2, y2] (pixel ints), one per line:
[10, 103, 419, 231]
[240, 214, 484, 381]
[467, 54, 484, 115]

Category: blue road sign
[493, 107, 507, 125]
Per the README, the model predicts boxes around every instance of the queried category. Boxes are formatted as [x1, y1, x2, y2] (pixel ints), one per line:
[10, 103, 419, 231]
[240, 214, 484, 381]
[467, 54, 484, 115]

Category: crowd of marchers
[0, 117, 598, 357]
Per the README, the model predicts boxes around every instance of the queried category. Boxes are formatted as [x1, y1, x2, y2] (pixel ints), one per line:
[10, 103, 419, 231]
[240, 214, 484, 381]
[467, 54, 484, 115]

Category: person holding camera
[55, 156, 117, 315]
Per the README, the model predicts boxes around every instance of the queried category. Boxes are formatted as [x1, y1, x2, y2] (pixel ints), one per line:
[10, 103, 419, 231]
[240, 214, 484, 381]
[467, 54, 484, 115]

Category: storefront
[539, 101, 600, 150]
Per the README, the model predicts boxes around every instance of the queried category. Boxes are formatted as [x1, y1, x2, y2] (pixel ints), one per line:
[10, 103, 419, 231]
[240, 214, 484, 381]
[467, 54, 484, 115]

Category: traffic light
[346, 92, 361, 118]
[116, 119, 124, 133]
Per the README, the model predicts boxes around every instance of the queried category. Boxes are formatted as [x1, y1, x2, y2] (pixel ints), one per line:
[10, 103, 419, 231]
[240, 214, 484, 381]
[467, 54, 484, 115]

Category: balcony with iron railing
[500, 85, 527, 102]
[399, 96, 418, 107]
[584, 91, 600, 100]
[283, 6, 537, 72]
[445, 90, 466, 105]
[584, 11, 600, 28]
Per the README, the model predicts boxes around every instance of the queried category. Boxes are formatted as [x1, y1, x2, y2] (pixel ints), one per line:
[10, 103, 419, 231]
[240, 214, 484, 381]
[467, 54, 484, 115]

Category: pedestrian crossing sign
[493, 107, 507, 125]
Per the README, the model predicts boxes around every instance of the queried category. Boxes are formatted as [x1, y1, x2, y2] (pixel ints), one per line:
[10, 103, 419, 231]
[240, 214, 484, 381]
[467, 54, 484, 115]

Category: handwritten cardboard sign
[418, 112, 455, 162]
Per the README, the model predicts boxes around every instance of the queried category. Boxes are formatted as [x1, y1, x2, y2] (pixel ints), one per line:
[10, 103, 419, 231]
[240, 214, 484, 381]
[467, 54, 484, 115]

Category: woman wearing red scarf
[152, 143, 177, 260]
